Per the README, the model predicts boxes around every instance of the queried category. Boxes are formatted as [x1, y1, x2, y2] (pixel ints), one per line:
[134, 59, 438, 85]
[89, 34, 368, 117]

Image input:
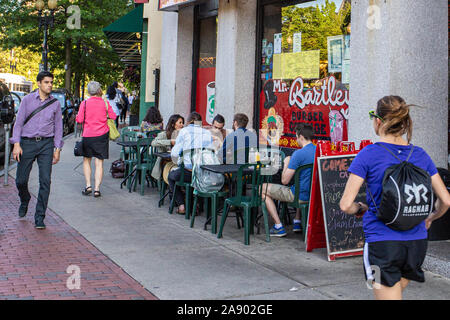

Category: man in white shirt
[169, 112, 213, 214]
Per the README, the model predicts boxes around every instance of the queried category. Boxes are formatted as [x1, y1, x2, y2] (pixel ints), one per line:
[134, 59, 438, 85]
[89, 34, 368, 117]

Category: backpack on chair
[192, 149, 225, 193]
[367, 143, 433, 231]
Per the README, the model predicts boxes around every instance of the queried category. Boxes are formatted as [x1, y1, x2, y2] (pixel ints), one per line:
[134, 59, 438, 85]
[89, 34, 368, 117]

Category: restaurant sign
[259, 75, 349, 148]
[159, 0, 207, 11]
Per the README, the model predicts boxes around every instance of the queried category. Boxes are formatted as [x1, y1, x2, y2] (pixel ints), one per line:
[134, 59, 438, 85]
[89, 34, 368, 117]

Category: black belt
[21, 136, 54, 142]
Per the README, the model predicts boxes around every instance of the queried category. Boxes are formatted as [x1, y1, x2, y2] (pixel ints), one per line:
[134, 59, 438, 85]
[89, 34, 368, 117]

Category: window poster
[327, 35, 343, 73]
[343, 35, 350, 60]
[274, 33, 282, 54]
[259, 75, 349, 148]
[273, 50, 320, 80]
[293, 32, 302, 53]
[341, 60, 350, 84]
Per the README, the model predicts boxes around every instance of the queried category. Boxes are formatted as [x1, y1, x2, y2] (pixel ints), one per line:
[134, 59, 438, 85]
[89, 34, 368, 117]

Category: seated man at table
[220, 113, 258, 164]
[169, 112, 213, 214]
[261, 123, 316, 237]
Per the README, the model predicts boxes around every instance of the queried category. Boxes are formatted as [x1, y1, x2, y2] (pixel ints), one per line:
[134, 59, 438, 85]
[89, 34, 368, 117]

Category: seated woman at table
[76, 81, 117, 198]
[150, 114, 185, 182]
[141, 107, 164, 132]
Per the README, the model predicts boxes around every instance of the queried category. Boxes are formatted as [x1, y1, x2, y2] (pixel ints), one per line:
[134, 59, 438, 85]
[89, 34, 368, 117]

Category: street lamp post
[35, 0, 58, 72]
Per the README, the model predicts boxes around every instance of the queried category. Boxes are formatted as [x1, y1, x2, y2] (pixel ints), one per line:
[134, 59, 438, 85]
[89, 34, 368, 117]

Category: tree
[281, 0, 351, 62]
[0, 48, 41, 88]
[0, 0, 134, 96]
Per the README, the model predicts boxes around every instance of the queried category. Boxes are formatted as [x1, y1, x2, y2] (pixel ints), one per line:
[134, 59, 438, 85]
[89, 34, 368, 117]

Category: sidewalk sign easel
[305, 140, 372, 261]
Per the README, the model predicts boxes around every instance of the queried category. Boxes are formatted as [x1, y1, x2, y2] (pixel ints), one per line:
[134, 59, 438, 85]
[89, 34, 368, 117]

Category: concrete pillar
[159, 11, 178, 125]
[215, 0, 257, 129]
[349, 0, 448, 167]
[174, 6, 195, 119]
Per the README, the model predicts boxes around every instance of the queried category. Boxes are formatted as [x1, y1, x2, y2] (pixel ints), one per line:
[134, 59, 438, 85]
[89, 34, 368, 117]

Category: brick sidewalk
[0, 176, 157, 300]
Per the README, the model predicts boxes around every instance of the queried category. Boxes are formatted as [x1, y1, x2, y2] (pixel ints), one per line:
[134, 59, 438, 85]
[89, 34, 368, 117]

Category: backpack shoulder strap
[375, 142, 401, 161]
[405, 145, 415, 162]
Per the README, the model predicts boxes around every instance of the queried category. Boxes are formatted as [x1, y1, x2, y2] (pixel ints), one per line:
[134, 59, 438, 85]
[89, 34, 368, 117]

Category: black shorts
[363, 239, 428, 287]
[82, 132, 109, 160]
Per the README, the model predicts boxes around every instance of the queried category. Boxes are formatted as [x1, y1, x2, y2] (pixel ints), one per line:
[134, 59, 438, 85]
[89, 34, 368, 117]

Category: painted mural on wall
[259, 75, 349, 148]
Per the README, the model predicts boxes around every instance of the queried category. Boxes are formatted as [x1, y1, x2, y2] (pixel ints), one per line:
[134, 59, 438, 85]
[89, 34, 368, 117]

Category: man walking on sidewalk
[10, 71, 63, 229]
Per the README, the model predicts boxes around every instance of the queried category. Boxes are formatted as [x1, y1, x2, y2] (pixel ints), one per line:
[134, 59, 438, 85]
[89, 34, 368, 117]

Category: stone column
[349, 0, 448, 167]
[159, 11, 179, 125]
[174, 6, 195, 118]
[215, 0, 257, 129]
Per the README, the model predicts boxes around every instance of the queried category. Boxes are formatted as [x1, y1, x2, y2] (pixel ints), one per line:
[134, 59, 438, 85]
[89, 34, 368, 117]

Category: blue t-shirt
[288, 143, 316, 201]
[348, 142, 438, 243]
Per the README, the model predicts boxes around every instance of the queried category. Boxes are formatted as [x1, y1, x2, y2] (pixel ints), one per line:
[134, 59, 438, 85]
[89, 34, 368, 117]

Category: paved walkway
[0, 176, 156, 300]
[1, 134, 449, 300]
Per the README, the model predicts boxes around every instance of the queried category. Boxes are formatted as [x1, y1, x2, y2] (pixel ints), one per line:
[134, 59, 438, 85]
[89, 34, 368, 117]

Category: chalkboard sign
[317, 155, 366, 259]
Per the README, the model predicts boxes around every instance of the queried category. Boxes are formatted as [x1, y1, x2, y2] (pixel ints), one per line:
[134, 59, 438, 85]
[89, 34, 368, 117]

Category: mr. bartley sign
[260, 75, 349, 148]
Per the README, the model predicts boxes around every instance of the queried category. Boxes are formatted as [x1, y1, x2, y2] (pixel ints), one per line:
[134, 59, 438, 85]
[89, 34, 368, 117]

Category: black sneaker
[18, 203, 28, 218]
[35, 221, 46, 229]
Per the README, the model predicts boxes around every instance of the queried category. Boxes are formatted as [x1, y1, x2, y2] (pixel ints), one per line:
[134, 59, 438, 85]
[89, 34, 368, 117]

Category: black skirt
[82, 132, 109, 159]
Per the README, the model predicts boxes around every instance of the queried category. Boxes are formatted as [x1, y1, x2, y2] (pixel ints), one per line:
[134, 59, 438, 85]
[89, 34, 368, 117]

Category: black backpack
[367, 143, 433, 231]
[110, 159, 125, 179]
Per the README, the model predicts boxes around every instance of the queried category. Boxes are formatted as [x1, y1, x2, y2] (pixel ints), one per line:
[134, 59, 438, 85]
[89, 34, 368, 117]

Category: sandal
[176, 207, 185, 215]
[82, 186, 92, 196]
[94, 191, 101, 198]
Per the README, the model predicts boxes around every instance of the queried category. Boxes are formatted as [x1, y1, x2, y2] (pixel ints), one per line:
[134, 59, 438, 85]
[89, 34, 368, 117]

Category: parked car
[51, 88, 78, 136]
[11, 91, 26, 113]
[0, 81, 16, 167]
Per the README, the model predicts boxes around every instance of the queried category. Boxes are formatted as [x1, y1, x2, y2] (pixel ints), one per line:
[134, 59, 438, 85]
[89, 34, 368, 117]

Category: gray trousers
[16, 138, 54, 223]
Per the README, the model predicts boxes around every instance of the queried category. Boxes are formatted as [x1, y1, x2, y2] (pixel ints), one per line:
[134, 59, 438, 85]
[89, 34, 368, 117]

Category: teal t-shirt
[288, 143, 316, 201]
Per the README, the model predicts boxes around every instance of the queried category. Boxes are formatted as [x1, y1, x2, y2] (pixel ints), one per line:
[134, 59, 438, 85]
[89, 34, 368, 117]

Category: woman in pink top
[76, 81, 117, 197]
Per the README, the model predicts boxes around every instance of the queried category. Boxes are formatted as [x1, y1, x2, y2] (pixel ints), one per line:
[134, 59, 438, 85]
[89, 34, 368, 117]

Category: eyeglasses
[369, 110, 384, 122]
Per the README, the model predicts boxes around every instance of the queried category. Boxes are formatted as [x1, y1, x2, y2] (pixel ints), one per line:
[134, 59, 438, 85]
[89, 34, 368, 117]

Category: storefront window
[194, 1, 218, 125]
[258, 0, 351, 149]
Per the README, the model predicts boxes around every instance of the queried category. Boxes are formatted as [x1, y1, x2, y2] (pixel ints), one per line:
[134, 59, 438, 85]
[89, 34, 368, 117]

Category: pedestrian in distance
[76, 81, 117, 198]
[340, 95, 450, 300]
[106, 82, 121, 128]
[11, 71, 64, 229]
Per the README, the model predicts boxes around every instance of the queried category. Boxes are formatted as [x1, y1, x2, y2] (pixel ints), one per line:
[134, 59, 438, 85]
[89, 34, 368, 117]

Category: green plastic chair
[168, 148, 196, 219]
[279, 163, 313, 241]
[190, 150, 228, 234]
[132, 137, 156, 195]
[217, 163, 270, 245]
[121, 130, 139, 189]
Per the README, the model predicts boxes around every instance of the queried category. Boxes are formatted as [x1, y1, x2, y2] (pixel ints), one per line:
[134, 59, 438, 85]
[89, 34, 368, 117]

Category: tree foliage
[281, 0, 351, 62]
[0, 0, 135, 94]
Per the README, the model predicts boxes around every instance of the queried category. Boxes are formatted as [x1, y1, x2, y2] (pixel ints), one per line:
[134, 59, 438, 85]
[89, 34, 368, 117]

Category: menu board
[317, 155, 365, 257]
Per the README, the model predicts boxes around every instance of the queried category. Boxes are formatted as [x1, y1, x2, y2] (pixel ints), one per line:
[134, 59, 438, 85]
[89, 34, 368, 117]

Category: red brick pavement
[0, 176, 157, 300]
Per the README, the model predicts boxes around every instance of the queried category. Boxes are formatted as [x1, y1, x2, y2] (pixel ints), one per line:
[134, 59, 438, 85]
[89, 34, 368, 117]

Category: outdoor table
[116, 140, 150, 192]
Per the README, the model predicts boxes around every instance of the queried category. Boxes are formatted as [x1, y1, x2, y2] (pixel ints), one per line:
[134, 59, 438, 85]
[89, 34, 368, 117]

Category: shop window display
[258, 0, 351, 149]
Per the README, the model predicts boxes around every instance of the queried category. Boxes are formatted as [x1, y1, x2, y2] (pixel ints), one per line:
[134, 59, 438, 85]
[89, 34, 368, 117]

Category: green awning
[103, 5, 144, 65]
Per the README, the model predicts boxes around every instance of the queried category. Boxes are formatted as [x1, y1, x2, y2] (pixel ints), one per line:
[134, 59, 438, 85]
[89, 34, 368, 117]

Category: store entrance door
[194, 15, 217, 126]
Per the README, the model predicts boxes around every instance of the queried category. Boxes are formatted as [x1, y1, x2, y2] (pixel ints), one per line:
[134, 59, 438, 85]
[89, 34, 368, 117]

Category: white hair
[87, 81, 102, 96]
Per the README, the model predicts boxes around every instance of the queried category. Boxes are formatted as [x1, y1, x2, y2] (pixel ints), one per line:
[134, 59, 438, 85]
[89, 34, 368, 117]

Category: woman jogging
[340, 95, 450, 300]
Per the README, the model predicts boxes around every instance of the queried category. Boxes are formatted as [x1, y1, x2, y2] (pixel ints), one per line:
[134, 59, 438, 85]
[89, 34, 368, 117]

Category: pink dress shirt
[75, 97, 117, 138]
